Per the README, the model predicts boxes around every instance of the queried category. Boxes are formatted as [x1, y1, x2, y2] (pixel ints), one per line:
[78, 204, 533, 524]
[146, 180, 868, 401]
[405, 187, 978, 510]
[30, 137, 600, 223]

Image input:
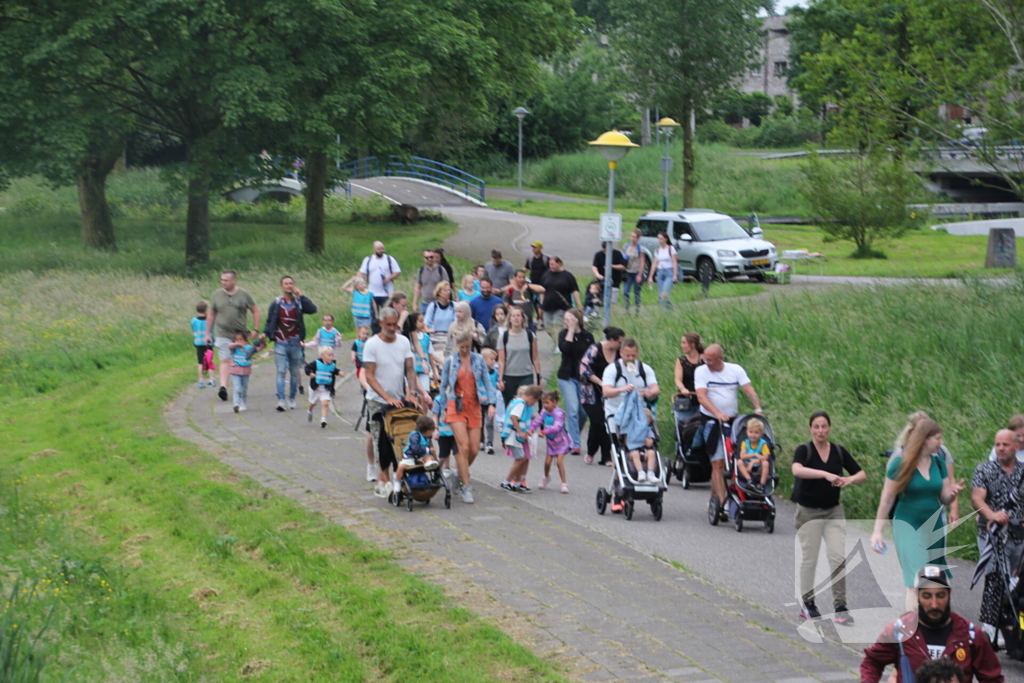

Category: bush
[696, 120, 739, 145]
[752, 116, 822, 148]
[8, 195, 47, 217]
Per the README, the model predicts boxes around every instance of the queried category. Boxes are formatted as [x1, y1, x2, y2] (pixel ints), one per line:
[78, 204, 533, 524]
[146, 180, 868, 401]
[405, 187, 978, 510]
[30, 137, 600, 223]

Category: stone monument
[985, 227, 1017, 268]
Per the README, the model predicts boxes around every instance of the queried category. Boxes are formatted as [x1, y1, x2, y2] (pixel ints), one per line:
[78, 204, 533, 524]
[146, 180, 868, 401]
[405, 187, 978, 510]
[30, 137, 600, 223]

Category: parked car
[635, 209, 777, 282]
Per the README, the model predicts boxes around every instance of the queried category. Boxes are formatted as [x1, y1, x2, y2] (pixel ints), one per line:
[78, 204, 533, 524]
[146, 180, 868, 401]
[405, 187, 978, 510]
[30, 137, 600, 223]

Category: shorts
[447, 400, 483, 430]
[505, 442, 532, 460]
[702, 419, 730, 462]
[438, 435, 458, 459]
[214, 336, 233, 361]
[195, 345, 209, 364]
[353, 316, 372, 330]
[309, 386, 332, 404]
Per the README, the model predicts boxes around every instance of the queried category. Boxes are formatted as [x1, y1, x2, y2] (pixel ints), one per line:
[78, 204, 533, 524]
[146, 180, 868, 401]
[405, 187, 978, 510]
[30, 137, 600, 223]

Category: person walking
[263, 275, 318, 411]
[444, 301, 486, 357]
[871, 419, 965, 610]
[791, 410, 866, 624]
[483, 304, 509, 351]
[497, 307, 541, 405]
[468, 277, 503, 330]
[205, 270, 260, 402]
[672, 332, 705, 423]
[621, 229, 646, 314]
[485, 249, 516, 290]
[359, 241, 401, 323]
[894, 411, 960, 524]
[557, 309, 593, 455]
[579, 327, 624, 465]
[647, 231, 678, 309]
[413, 249, 450, 314]
[591, 244, 628, 306]
[423, 281, 455, 363]
[970, 429, 1024, 642]
[439, 331, 497, 504]
[525, 241, 550, 326]
[539, 256, 581, 335]
[503, 269, 545, 332]
[363, 308, 425, 497]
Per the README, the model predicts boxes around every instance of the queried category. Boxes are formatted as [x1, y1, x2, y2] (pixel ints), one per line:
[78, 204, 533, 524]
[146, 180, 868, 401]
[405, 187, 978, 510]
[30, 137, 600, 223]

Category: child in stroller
[395, 415, 441, 486]
[736, 417, 771, 493]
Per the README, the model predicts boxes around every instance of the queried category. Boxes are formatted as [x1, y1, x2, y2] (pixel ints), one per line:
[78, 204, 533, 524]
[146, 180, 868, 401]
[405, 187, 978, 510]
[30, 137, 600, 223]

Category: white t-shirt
[360, 254, 401, 297]
[694, 362, 751, 418]
[362, 334, 414, 403]
[602, 359, 657, 418]
[654, 245, 676, 270]
[504, 400, 528, 448]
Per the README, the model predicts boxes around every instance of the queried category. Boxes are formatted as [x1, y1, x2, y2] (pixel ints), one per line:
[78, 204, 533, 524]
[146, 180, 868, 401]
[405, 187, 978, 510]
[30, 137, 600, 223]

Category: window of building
[773, 61, 787, 77]
[751, 64, 762, 77]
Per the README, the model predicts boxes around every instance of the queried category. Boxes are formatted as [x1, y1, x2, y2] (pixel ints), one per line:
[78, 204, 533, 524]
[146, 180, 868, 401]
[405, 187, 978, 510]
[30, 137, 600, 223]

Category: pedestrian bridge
[340, 156, 486, 205]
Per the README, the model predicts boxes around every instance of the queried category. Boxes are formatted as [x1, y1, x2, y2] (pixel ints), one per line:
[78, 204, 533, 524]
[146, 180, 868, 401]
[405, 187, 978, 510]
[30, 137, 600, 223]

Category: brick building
[738, 16, 797, 106]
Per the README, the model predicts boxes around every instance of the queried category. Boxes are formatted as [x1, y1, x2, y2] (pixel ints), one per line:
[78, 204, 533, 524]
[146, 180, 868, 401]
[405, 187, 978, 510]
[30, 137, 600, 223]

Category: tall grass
[617, 280, 1024, 556]
[488, 143, 810, 216]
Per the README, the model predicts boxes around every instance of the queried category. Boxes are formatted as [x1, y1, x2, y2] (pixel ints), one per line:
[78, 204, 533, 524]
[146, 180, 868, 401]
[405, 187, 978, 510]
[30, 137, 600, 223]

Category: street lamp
[657, 117, 680, 211]
[513, 107, 530, 206]
[588, 130, 639, 328]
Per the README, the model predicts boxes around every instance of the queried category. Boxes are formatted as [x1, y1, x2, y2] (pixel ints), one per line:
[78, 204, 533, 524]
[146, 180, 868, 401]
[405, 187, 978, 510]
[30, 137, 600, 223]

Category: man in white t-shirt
[693, 344, 762, 518]
[359, 241, 401, 309]
[363, 307, 424, 496]
[602, 339, 659, 429]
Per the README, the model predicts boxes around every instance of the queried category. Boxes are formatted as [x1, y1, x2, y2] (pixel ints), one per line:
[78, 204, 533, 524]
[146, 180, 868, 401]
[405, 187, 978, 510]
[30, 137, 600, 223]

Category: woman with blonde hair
[871, 419, 964, 607]
[893, 411, 959, 523]
[444, 300, 485, 357]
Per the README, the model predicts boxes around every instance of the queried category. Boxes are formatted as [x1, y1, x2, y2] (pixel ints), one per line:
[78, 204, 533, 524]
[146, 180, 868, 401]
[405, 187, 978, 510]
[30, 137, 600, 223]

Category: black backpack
[502, 328, 536, 355]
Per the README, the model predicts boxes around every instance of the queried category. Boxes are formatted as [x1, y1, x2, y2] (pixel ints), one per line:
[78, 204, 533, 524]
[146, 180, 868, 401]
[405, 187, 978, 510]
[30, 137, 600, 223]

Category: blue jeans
[232, 374, 250, 405]
[274, 342, 304, 400]
[622, 273, 642, 310]
[557, 378, 585, 449]
[656, 268, 674, 309]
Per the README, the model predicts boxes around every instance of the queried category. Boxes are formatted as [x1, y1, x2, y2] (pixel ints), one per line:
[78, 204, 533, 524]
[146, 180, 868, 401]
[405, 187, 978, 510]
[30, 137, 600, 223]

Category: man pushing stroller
[602, 339, 661, 484]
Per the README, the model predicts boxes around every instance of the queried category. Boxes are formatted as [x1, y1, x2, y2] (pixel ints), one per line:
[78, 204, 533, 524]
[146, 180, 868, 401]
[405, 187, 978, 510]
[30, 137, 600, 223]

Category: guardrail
[340, 156, 486, 203]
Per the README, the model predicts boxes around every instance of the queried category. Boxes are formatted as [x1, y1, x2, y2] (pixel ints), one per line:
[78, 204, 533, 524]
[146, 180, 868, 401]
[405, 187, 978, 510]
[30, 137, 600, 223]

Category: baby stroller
[669, 408, 713, 489]
[595, 418, 667, 521]
[717, 413, 778, 533]
[382, 404, 450, 512]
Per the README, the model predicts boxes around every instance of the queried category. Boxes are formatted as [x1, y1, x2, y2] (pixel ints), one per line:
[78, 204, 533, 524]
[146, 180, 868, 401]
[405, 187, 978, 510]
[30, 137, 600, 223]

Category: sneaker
[423, 460, 440, 471]
[276, 400, 286, 412]
[288, 399, 297, 410]
[610, 500, 624, 513]
[539, 476, 549, 490]
[982, 622, 997, 644]
[239, 404, 247, 412]
[400, 457, 417, 469]
[517, 482, 531, 493]
[636, 471, 648, 483]
[461, 485, 475, 504]
[584, 455, 594, 464]
[833, 606, 854, 625]
[320, 418, 327, 428]
[298, 385, 304, 395]
[719, 511, 729, 522]
[218, 386, 228, 401]
[479, 443, 486, 452]
[366, 464, 378, 482]
[560, 483, 569, 494]
[307, 408, 313, 423]
[198, 381, 206, 389]
[233, 404, 240, 413]
[374, 483, 389, 498]
[799, 601, 821, 620]
[208, 379, 217, 388]
[501, 481, 516, 491]
[486, 444, 495, 455]
[571, 448, 581, 455]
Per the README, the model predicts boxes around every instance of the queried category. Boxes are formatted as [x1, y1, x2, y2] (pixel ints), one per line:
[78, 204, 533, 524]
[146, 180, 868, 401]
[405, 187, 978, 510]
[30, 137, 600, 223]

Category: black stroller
[669, 407, 713, 489]
[716, 413, 779, 533]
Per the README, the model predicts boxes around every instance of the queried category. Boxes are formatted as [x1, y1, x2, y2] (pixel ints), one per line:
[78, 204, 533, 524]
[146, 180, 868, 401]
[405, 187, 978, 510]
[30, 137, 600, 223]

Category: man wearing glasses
[413, 249, 451, 315]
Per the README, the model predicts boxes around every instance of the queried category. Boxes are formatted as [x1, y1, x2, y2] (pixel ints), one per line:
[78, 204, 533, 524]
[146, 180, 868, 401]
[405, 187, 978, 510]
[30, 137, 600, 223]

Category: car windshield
[691, 218, 750, 242]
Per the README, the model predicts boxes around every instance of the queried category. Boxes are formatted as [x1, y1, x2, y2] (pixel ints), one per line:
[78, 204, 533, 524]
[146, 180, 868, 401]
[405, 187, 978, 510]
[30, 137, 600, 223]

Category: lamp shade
[513, 106, 530, 120]
[588, 131, 639, 163]
[657, 117, 681, 133]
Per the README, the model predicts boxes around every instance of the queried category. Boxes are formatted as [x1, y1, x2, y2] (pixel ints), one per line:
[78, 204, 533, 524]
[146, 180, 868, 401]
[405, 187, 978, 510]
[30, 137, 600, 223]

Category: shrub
[696, 120, 739, 145]
[752, 116, 822, 148]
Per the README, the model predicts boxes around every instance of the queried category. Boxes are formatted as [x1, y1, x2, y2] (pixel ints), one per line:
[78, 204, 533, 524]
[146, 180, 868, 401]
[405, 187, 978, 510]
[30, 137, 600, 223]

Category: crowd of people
[189, 239, 1020, 683]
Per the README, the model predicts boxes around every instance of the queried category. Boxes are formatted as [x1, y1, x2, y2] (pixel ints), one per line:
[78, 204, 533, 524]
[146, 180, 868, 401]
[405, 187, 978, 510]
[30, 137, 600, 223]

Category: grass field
[0, 174, 572, 681]
[615, 279, 1024, 558]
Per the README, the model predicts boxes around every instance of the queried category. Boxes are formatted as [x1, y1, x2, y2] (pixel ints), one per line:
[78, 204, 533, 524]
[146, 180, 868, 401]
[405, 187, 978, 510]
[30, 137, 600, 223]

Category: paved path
[487, 186, 604, 204]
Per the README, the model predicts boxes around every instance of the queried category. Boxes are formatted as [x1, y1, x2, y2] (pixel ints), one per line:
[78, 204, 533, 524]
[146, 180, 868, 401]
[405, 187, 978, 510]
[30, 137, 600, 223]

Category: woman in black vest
[579, 326, 624, 465]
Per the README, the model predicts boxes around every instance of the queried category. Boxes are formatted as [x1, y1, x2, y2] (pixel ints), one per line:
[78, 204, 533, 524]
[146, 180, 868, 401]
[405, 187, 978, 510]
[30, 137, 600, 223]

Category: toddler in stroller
[722, 414, 778, 533]
[395, 414, 441, 483]
[736, 418, 771, 493]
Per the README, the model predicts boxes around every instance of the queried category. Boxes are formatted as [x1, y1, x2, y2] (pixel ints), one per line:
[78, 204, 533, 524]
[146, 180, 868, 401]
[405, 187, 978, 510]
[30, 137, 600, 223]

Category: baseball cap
[915, 565, 951, 590]
[531, 240, 543, 248]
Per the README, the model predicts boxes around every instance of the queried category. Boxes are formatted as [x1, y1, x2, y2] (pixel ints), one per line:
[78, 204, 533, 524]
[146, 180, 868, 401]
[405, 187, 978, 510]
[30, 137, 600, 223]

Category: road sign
[599, 213, 622, 241]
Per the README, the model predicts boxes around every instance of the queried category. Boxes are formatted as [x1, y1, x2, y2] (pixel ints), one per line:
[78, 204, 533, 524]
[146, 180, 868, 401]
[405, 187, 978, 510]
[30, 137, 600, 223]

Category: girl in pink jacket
[532, 390, 572, 493]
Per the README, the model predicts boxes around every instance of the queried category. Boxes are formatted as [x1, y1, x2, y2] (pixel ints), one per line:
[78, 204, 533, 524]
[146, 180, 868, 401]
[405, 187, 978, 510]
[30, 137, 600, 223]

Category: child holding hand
[500, 385, 543, 493]
[227, 330, 265, 412]
[531, 390, 572, 493]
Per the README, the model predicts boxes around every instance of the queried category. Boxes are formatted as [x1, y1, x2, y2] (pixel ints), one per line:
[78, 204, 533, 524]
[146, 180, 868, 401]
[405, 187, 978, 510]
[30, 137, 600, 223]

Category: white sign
[599, 213, 622, 241]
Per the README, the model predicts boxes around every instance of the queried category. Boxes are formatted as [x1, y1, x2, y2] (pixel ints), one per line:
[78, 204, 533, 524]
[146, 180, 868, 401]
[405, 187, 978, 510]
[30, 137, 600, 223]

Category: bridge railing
[341, 156, 486, 203]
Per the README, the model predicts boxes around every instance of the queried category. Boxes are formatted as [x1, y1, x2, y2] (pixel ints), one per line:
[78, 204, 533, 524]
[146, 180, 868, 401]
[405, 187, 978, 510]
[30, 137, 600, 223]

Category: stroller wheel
[735, 514, 743, 533]
[596, 488, 608, 515]
[664, 466, 672, 484]
[624, 497, 635, 521]
[390, 491, 401, 507]
[765, 513, 775, 534]
[444, 493, 451, 509]
[406, 495, 414, 512]
[651, 499, 663, 522]
[680, 466, 691, 490]
[708, 495, 721, 526]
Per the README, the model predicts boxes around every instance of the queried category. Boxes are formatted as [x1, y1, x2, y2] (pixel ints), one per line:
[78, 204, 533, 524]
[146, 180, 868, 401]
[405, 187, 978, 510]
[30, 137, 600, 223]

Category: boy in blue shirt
[190, 301, 215, 388]
[304, 346, 344, 428]
[395, 415, 440, 489]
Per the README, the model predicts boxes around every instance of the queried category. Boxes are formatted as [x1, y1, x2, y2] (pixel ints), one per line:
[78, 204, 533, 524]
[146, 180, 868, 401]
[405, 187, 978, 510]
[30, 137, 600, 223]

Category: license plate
[752, 258, 769, 267]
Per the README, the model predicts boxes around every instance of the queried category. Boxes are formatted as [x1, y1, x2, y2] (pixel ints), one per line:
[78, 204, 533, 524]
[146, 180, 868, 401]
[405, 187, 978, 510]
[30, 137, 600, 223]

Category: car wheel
[697, 258, 716, 284]
[751, 271, 766, 282]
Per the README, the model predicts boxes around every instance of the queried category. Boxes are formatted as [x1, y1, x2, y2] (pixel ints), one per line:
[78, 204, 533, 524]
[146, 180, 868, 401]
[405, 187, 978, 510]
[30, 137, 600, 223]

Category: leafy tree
[744, 91, 774, 126]
[772, 94, 795, 117]
[611, 0, 765, 207]
[800, 146, 926, 257]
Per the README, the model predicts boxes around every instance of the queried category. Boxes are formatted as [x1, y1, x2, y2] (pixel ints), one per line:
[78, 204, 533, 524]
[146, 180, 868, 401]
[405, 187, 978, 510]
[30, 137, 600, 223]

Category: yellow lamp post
[589, 131, 639, 327]
[657, 117, 680, 211]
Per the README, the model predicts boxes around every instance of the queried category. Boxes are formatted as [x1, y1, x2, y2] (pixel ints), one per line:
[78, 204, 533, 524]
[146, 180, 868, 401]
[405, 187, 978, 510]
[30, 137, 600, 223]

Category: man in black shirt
[591, 244, 628, 305]
[539, 256, 580, 333]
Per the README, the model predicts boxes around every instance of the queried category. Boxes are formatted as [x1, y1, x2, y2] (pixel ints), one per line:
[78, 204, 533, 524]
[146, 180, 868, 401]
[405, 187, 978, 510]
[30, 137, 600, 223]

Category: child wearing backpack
[531, 390, 572, 493]
[190, 301, 215, 388]
[304, 346, 344, 428]
[500, 385, 543, 493]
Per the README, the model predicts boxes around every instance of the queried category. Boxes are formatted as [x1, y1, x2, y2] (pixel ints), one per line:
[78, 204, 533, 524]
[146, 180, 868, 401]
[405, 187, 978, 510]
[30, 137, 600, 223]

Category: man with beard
[860, 565, 1003, 682]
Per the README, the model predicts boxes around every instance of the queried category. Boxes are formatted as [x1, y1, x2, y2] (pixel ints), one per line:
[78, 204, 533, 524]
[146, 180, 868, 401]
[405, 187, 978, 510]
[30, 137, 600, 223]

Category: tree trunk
[78, 164, 117, 252]
[681, 97, 696, 209]
[304, 150, 328, 254]
[185, 147, 211, 267]
[641, 107, 652, 147]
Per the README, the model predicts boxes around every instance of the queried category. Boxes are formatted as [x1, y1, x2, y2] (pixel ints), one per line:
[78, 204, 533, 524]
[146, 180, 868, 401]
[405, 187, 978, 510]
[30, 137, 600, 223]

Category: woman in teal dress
[871, 419, 964, 609]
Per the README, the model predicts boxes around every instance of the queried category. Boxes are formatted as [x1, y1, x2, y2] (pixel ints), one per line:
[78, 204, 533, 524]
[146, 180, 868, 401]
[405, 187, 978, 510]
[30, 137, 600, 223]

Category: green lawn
[0, 202, 569, 682]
